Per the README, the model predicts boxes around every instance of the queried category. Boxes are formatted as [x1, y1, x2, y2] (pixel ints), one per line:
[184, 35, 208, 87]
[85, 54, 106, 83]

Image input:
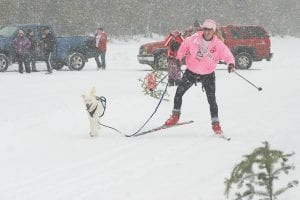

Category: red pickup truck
[137, 25, 273, 70]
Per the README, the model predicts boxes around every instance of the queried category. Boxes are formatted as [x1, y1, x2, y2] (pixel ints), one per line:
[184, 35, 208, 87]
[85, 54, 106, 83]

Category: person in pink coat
[164, 19, 235, 135]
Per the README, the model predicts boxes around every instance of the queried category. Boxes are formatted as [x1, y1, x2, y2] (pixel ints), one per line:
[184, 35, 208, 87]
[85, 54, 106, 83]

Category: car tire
[0, 54, 9, 72]
[52, 62, 64, 70]
[152, 53, 167, 70]
[68, 53, 85, 71]
[235, 52, 253, 69]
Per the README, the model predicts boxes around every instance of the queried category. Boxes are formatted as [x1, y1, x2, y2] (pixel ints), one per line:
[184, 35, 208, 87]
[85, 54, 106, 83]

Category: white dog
[82, 87, 105, 137]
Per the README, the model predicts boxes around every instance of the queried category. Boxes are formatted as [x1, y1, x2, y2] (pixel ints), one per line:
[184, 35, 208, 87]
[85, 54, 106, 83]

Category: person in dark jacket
[41, 27, 56, 73]
[164, 31, 184, 86]
[183, 20, 203, 38]
[27, 29, 38, 72]
[94, 27, 107, 70]
[13, 30, 31, 73]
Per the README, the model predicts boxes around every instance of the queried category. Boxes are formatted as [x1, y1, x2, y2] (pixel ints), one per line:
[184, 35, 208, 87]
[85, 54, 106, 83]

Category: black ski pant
[173, 69, 218, 122]
[100, 51, 106, 69]
[44, 51, 53, 72]
[94, 49, 106, 69]
[16, 53, 30, 73]
[29, 51, 37, 71]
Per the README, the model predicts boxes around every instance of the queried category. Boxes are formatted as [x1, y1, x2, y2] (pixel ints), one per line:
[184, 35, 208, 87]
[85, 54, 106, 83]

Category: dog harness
[86, 96, 107, 118]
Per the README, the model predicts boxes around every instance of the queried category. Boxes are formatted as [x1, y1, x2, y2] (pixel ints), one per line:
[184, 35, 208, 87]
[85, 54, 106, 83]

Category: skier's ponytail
[214, 28, 224, 42]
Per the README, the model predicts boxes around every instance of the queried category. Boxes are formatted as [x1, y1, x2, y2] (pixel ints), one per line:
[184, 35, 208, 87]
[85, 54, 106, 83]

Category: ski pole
[234, 71, 262, 91]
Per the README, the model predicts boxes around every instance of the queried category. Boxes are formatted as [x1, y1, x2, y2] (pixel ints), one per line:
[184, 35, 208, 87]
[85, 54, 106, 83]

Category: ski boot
[165, 110, 180, 126]
[212, 122, 223, 134]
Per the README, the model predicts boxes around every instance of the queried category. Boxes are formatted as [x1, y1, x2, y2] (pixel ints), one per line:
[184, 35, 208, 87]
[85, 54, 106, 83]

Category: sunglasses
[203, 28, 213, 31]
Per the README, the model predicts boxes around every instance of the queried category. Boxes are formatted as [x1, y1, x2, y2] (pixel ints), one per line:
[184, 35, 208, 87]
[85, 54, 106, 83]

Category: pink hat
[202, 19, 216, 32]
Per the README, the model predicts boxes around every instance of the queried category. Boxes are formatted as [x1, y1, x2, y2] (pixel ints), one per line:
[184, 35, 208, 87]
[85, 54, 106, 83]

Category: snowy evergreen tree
[225, 141, 298, 200]
[0, 0, 299, 36]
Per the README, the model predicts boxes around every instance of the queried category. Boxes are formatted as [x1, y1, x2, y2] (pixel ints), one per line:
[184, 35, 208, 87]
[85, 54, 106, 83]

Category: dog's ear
[90, 86, 96, 96]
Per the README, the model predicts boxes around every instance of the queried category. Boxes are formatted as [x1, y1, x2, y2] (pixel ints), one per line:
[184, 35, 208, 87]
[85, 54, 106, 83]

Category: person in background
[183, 20, 203, 38]
[164, 30, 184, 86]
[41, 27, 55, 74]
[164, 19, 235, 135]
[193, 19, 202, 32]
[13, 30, 31, 73]
[94, 27, 107, 70]
[27, 29, 38, 72]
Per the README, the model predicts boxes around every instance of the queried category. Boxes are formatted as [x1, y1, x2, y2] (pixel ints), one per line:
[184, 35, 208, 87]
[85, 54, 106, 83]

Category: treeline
[0, 0, 299, 37]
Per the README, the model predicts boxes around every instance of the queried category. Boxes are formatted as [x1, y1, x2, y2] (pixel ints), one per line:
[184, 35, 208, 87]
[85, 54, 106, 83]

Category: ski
[216, 134, 231, 141]
[126, 120, 194, 137]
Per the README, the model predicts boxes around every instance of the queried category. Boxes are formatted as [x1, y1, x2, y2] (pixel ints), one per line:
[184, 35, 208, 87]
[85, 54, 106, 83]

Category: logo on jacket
[197, 49, 204, 59]
[210, 46, 216, 53]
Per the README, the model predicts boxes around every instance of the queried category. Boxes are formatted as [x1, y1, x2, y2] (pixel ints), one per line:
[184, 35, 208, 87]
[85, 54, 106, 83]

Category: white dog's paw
[89, 132, 97, 137]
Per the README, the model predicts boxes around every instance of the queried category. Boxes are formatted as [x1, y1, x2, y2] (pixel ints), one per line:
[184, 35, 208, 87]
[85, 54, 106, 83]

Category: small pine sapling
[225, 141, 298, 200]
[139, 70, 169, 100]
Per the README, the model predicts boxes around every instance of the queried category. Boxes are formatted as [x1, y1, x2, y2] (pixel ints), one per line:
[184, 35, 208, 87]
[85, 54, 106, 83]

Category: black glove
[228, 64, 235, 73]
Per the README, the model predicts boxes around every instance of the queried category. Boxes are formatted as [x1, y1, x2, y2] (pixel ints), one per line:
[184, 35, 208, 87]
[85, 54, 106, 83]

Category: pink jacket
[177, 31, 235, 75]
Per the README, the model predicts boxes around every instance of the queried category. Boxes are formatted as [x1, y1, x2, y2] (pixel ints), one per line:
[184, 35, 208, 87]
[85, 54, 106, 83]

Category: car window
[230, 27, 267, 39]
[231, 28, 240, 39]
[247, 27, 268, 38]
[0, 26, 18, 37]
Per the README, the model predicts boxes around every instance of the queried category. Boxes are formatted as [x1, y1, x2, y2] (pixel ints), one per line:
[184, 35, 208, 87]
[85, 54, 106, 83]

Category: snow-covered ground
[0, 35, 299, 200]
